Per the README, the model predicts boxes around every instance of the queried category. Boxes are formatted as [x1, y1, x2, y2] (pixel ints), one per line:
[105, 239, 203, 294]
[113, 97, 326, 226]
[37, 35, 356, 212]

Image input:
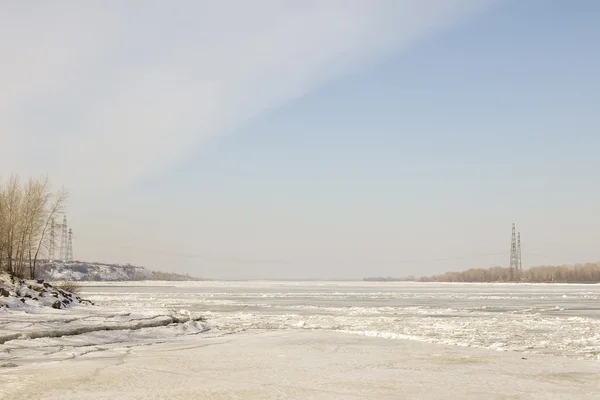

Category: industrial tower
[517, 232, 522, 273]
[66, 228, 73, 262]
[49, 218, 55, 262]
[59, 215, 68, 262]
[509, 223, 524, 281]
[509, 223, 519, 281]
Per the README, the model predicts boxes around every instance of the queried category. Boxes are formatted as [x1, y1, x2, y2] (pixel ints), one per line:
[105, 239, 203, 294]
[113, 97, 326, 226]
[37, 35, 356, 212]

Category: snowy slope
[38, 262, 154, 281]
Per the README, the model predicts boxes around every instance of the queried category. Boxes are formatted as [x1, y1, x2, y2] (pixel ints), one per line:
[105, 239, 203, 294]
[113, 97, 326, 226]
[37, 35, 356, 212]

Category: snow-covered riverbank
[0, 273, 92, 311]
[0, 307, 209, 366]
[0, 274, 209, 366]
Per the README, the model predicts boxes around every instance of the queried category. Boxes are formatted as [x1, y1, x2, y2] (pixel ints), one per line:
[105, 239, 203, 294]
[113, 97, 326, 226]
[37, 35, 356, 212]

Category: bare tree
[422, 263, 600, 283]
[0, 175, 69, 279]
[31, 186, 68, 279]
[0, 182, 6, 270]
[3, 175, 23, 276]
[16, 178, 40, 277]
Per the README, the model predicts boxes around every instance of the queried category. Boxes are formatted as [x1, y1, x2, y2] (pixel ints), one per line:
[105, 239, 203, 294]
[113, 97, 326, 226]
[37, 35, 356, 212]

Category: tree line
[0, 175, 68, 279]
[420, 263, 600, 283]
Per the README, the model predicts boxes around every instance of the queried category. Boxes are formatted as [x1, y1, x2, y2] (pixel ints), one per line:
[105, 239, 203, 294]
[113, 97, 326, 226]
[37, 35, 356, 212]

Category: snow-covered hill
[37, 262, 153, 281]
[36, 262, 200, 282]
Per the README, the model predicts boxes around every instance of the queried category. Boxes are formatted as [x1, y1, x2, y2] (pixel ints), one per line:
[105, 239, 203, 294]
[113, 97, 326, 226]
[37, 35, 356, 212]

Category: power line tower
[66, 228, 73, 262]
[59, 215, 68, 262]
[517, 232, 522, 274]
[49, 218, 55, 262]
[509, 223, 519, 281]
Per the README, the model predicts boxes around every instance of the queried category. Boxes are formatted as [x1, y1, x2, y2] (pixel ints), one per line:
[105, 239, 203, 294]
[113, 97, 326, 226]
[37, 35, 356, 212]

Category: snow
[38, 262, 154, 281]
[0, 304, 209, 365]
[2, 331, 600, 399]
[78, 280, 600, 360]
[2, 281, 600, 398]
[0, 273, 209, 365]
[0, 273, 92, 311]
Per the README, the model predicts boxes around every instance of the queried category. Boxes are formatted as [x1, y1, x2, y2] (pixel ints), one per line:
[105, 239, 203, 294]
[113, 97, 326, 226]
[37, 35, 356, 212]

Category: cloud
[0, 0, 495, 191]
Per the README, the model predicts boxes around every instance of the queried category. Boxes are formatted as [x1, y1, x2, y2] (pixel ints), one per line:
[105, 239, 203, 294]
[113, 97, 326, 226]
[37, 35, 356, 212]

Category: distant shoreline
[74, 279, 600, 285]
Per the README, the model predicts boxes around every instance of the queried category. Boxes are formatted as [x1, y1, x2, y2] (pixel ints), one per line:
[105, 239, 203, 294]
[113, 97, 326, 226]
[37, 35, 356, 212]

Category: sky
[1, 1, 600, 279]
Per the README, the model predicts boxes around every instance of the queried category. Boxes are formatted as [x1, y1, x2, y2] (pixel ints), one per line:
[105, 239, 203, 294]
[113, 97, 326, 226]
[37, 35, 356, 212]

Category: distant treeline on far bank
[365, 263, 600, 284]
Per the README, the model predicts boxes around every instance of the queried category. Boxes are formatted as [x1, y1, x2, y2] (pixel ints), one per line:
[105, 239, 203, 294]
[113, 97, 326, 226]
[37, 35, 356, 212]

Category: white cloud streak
[1, 0, 494, 191]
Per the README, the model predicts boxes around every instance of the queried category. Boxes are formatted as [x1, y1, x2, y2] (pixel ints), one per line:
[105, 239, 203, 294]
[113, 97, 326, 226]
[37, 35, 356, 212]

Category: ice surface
[0, 276, 208, 366]
[2, 331, 600, 399]
[2, 281, 600, 398]
[78, 281, 600, 360]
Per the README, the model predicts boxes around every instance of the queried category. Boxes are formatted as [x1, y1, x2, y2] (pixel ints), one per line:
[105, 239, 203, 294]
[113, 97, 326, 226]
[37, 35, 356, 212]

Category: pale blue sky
[2, 1, 599, 279]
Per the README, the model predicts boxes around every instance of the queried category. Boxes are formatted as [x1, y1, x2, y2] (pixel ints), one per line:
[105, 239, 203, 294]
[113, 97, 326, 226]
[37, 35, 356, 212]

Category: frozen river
[82, 281, 600, 360]
[3, 281, 600, 399]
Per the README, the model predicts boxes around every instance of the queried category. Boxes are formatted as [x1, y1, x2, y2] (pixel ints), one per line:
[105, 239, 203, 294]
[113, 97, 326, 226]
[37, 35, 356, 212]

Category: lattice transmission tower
[509, 223, 519, 281]
[59, 215, 68, 262]
[48, 218, 56, 262]
[66, 229, 73, 262]
[517, 232, 522, 274]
